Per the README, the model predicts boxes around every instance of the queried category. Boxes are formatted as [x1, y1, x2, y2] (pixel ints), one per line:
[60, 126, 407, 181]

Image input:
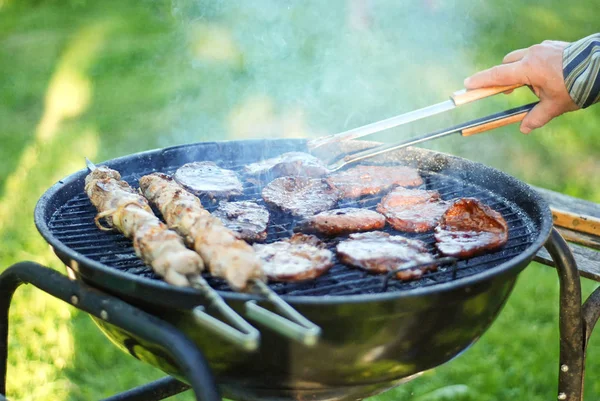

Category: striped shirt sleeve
[563, 33, 600, 109]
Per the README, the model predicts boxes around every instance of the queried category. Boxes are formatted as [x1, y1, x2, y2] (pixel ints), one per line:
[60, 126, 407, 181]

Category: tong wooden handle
[551, 208, 600, 237]
[451, 84, 524, 106]
[461, 109, 528, 137]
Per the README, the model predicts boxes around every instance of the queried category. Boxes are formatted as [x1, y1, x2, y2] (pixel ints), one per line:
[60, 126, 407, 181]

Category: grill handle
[191, 277, 260, 351]
[245, 281, 321, 346]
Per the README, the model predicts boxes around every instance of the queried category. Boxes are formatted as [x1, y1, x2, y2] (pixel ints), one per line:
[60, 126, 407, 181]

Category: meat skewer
[83, 158, 260, 350]
[138, 171, 321, 346]
[139, 172, 265, 290]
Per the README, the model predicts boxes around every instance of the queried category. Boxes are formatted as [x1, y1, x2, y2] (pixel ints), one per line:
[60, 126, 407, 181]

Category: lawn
[0, 0, 599, 400]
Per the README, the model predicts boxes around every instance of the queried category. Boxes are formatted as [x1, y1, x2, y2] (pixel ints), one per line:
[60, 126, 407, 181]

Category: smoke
[159, 1, 483, 149]
[156, 0, 600, 200]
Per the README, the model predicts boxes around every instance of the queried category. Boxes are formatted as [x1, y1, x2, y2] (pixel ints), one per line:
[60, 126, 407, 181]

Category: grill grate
[48, 164, 536, 297]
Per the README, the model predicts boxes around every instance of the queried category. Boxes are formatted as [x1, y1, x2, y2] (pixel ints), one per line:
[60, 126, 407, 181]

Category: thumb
[520, 101, 556, 134]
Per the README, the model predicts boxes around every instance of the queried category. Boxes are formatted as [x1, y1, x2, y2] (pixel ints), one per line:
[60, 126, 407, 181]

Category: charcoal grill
[2, 138, 564, 401]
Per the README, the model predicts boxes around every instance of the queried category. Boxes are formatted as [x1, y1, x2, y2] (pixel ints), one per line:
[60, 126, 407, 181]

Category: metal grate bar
[47, 167, 536, 297]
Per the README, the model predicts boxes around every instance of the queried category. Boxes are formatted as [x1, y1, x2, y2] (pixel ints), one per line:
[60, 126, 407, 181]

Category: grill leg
[546, 229, 585, 401]
[0, 261, 220, 401]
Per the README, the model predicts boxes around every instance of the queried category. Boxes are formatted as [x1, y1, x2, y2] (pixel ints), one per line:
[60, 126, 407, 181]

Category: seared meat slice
[244, 152, 330, 179]
[295, 207, 385, 236]
[253, 234, 334, 282]
[326, 165, 423, 199]
[174, 161, 243, 198]
[377, 187, 449, 233]
[434, 198, 509, 258]
[262, 177, 341, 217]
[213, 201, 269, 242]
[336, 231, 436, 280]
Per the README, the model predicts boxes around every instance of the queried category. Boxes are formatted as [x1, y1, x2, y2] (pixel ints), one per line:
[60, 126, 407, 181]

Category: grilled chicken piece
[336, 231, 437, 280]
[262, 176, 341, 217]
[139, 173, 265, 291]
[434, 198, 509, 258]
[213, 201, 269, 243]
[253, 234, 334, 282]
[244, 152, 330, 179]
[325, 165, 423, 199]
[84, 166, 204, 287]
[294, 207, 385, 236]
[174, 161, 243, 198]
[377, 187, 449, 233]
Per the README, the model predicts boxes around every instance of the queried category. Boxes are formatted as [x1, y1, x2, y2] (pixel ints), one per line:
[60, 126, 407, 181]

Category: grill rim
[34, 138, 553, 306]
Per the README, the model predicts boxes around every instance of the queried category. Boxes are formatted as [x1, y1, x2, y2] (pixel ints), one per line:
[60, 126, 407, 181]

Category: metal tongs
[308, 84, 538, 171]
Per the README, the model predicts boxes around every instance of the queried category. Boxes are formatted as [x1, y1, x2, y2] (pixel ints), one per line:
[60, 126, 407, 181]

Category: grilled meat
[326, 165, 423, 199]
[213, 201, 269, 242]
[434, 198, 509, 258]
[244, 151, 330, 179]
[253, 234, 334, 282]
[336, 231, 437, 280]
[262, 176, 341, 217]
[174, 161, 243, 198]
[294, 207, 385, 236]
[84, 166, 204, 287]
[139, 172, 265, 291]
[377, 187, 449, 233]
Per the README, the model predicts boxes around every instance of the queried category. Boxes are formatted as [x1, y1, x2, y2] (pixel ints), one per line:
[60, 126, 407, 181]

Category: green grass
[1, 1, 599, 400]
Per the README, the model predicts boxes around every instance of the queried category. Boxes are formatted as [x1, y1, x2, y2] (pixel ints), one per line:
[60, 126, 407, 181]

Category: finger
[520, 101, 557, 134]
[464, 62, 528, 89]
[503, 48, 527, 64]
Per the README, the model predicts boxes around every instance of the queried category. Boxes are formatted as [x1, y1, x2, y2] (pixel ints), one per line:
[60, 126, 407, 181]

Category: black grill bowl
[34, 139, 552, 401]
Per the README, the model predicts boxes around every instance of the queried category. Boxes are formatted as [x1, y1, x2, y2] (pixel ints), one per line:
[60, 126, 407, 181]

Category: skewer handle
[190, 276, 260, 351]
[451, 84, 524, 106]
[461, 109, 528, 137]
[245, 281, 321, 346]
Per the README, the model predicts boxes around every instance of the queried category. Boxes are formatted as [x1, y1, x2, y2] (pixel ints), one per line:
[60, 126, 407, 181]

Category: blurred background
[0, 0, 599, 400]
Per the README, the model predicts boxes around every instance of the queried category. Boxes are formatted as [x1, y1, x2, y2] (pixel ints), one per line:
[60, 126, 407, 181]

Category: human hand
[463, 40, 579, 134]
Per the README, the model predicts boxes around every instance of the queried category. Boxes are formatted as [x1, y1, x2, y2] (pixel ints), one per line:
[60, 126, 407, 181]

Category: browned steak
[253, 234, 334, 282]
[212, 201, 269, 243]
[262, 177, 341, 217]
[244, 152, 329, 179]
[434, 198, 509, 258]
[326, 165, 423, 199]
[336, 231, 437, 280]
[377, 187, 449, 233]
[295, 207, 385, 236]
[174, 161, 243, 198]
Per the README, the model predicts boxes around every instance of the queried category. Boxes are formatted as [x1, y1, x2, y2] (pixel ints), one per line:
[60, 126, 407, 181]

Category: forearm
[563, 33, 600, 108]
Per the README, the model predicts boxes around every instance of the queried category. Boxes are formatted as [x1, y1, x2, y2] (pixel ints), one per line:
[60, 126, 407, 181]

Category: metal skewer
[246, 280, 321, 346]
[85, 158, 261, 351]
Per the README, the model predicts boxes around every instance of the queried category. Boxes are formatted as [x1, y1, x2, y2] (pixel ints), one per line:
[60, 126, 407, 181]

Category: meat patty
[244, 152, 330, 179]
[262, 177, 341, 217]
[434, 198, 509, 258]
[336, 231, 437, 280]
[295, 207, 385, 236]
[212, 201, 269, 243]
[174, 161, 243, 198]
[326, 165, 423, 199]
[377, 187, 449, 233]
[253, 234, 335, 282]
